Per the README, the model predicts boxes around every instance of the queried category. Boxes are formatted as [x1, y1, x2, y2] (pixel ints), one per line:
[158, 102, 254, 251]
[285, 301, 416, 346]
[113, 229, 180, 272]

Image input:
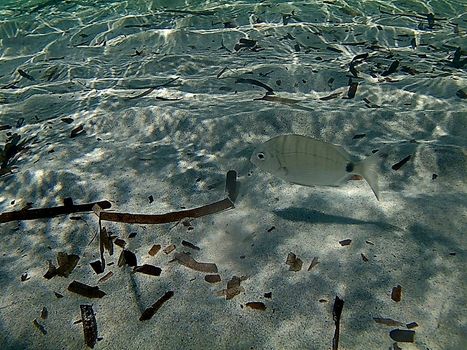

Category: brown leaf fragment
[134, 264, 162, 276]
[174, 252, 218, 273]
[40, 307, 48, 320]
[80, 304, 98, 349]
[319, 92, 341, 100]
[406, 322, 418, 329]
[33, 319, 47, 335]
[373, 317, 404, 326]
[392, 155, 411, 170]
[391, 285, 402, 302]
[70, 124, 85, 138]
[204, 274, 221, 283]
[56, 252, 80, 277]
[389, 329, 415, 343]
[246, 302, 266, 311]
[286, 252, 303, 271]
[140, 291, 174, 321]
[361, 253, 369, 262]
[43, 260, 58, 279]
[339, 239, 352, 246]
[118, 249, 137, 267]
[264, 292, 272, 299]
[163, 244, 176, 254]
[148, 244, 161, 256]
[114, 238, 126, 248]
[68, 281, 106, 298]
[225, 170, 238, 202]
[98, 271, 113, 283]
[181, 240, 200, 251]
[308, 257, 319, 271]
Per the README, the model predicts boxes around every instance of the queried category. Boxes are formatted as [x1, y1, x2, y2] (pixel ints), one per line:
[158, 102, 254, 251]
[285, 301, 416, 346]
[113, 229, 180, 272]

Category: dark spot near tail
[346, 162, 354, 172]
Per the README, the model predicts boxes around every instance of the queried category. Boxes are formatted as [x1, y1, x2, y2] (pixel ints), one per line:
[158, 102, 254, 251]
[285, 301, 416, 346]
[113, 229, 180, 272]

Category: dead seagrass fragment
[204, 274, 221, 283]
[56, 252, 80, 277]
[245, 302, 266, 311]
[339, 239, 352, 246]
[308, 257, 319, 271]
[80, 304, 98, 349]
[225, 170, 238, 202]
[98, 271, 113, 283]
[181, 240, 200, 251]
[163, 244, 176, 254]
[389, 329, 415, 343]
[140, 291, 174, 321]
[148, 244, 161, 256]
[133, 264, 162, 276]
[286, 252, 303, 271]
[68, 281, 106, 298]
[118, 249, 137, 267]
[33, 319, 47, 335]
[174, 252, 218, 273]
[391, 285, 402, 302]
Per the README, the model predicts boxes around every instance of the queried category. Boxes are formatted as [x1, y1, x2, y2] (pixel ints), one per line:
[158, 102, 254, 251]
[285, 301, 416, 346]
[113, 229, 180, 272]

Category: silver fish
[250, 134, 381, 200]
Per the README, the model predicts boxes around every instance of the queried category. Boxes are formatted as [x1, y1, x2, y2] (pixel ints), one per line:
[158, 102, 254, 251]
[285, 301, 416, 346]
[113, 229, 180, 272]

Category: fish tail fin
[355, 151, 383, 201]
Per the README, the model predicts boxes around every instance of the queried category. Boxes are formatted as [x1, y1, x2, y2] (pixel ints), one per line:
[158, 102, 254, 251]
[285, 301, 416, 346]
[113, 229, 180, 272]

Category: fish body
[250, 134, 381, 200]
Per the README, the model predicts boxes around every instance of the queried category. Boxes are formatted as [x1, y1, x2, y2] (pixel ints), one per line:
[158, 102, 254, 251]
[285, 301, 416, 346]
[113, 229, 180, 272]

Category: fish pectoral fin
[355, 152, 382, 201]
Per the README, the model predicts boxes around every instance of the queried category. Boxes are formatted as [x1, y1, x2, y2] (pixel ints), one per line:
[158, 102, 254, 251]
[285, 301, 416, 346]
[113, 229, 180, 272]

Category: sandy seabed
[0, 1, 466, 349]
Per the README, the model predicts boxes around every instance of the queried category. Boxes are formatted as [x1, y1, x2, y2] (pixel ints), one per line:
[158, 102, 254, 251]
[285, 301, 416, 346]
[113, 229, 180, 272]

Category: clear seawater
[0, 1, 466, 349]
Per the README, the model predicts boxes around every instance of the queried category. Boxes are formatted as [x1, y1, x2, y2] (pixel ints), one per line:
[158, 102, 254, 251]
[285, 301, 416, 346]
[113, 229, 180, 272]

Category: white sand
[1, 1, 466, 349]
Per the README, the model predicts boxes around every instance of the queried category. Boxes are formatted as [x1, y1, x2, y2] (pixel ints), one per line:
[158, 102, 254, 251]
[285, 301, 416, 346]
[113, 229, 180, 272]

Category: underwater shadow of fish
[273, 207, 400, 231]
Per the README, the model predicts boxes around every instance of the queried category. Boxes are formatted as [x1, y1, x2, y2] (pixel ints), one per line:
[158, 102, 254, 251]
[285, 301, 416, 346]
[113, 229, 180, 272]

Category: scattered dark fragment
[406, 322, 418, 329]
[308, 257, 319, 271]
[349, 62, 359, 77]
[432, 173, 438, 180]
[21, 273, 30, 281]
[181, 240, 200, 251]
[56, 252, 80, 277]
[225, 170, 238, 202]
[382, 60, 400, 76]
[69, 216, 82, 220]
[224, 276, 245, 300]
[174, 252, 218, 273]
[332, 296, 344, 350]
[373, 317, 403, 326]
[18, 69, 35, 81]
[98, 271, 113, 283]
[40, 307, 48, 320]
[294, 43, 300, 52]
[63, 197, 73, 207]
[133, 264, 162, 276]
[361, 253, 369, 262]
[43, 260, 58, 279]
[339, 239, 352, 246]
[90, 260, 105, 274]
[239, 38, 257, 47]
[0, 125, 12, 131]
[264, 292, 272, 299]
[61, 117, 74, 124]
[163, 244, 176, 254]
[217, 67, 228, 79]
[456, 89, 466, 99]
[148, 195, 154, 203]
[140, 291, 174, 321]
[449, 252, 456, 256]
[80, 304, 98, 348]
[353, 133, 366, 139]
[392, 155, 411, 170]
[100, 227, 113, 256]
[286, 252, 303, 272]
[365, 240, 374, 245]
[245, 302, 266, 311]
[450, 47, 466, 68]
[391, 285, 402, 302]
[148, 244, 161, 256]
[427, 13, 435, 28]
[235, 78, 274, 95]
[344, 82, 358, 99]
[70, 124, 85, 138]
[54, 292, 63, 298]
[389, 329, 415, 343]
[114, 238, 126, 248]
[0, 200, 111, 223]
[267, 226, 275, 232]
[128, 232, 137, 238]
[68, 281, 106, 298]
[33, 319, 47, 335]
[319, 299, 328, 303]
[352, 53, 369, 61]
[320, 92, 341, 100]
[393, 343, 402, 350]
[205, 274, 221, 283]
[118, 249, 137, 267]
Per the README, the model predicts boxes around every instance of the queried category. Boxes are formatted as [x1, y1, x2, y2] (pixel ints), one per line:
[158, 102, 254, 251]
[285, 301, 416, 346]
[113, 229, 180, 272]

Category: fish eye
[257, 152, 265, 160]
